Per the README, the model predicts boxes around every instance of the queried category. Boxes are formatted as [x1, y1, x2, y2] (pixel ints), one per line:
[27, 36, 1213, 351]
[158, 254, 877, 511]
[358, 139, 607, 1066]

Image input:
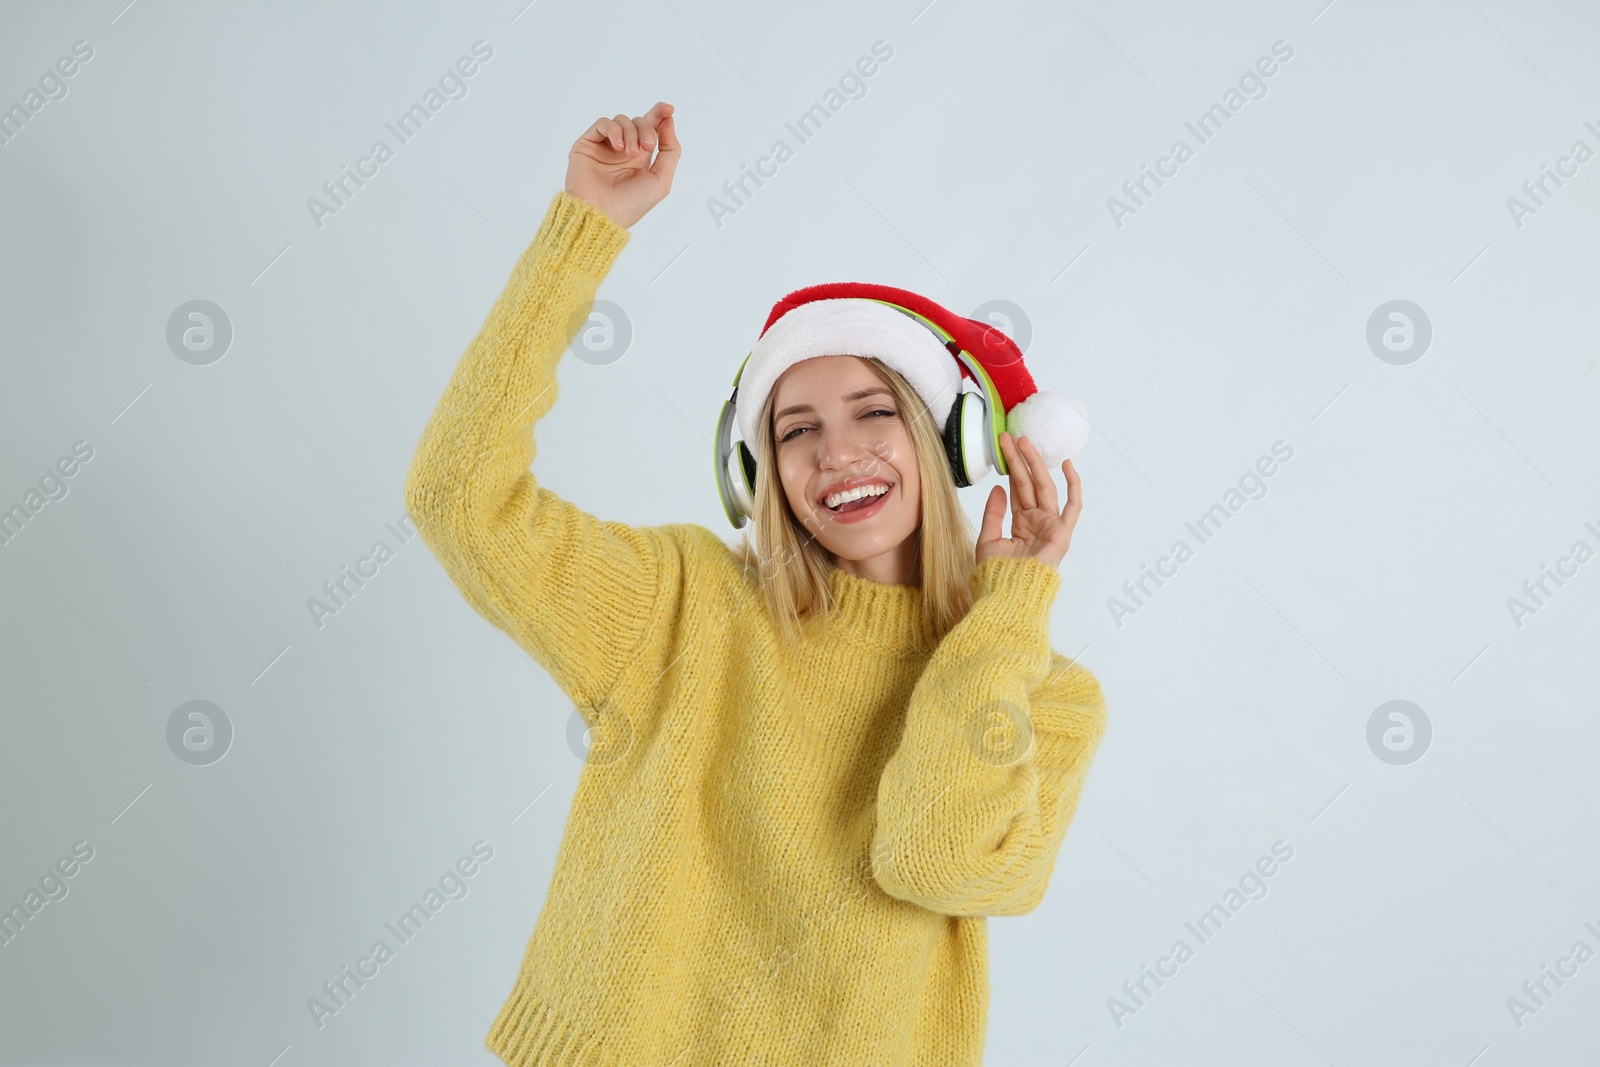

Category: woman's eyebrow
[774, 386, 892, 421]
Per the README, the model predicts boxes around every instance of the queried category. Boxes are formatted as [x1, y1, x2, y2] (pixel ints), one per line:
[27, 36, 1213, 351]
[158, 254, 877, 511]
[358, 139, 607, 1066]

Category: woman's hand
[565, 101, 680, 229]
[975, 432, 1082, 570]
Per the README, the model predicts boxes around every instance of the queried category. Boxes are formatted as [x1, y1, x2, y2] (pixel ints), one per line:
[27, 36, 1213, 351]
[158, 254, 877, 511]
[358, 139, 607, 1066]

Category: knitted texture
[403, 189, 1109, 1067]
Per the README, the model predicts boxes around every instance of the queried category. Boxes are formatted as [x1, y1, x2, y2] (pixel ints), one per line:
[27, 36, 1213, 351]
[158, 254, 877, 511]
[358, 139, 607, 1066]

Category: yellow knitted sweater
[403, 190, 1108, 1067]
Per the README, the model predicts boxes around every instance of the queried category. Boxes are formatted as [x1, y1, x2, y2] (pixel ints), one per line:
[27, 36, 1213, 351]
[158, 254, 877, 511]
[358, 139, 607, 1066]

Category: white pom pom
[1004, 389, 1089, 465]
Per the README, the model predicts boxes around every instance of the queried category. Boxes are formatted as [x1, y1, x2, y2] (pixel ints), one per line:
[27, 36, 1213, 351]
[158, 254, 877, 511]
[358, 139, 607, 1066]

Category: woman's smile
[822, 481, 893, 523]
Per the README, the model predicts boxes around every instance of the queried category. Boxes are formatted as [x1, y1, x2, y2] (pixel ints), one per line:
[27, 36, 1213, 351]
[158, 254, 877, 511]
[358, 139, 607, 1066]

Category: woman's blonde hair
[734, 355, 977, 645]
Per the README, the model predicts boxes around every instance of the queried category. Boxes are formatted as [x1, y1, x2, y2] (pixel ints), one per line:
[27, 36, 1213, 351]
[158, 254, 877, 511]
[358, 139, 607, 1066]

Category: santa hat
[740, 281, 1089, 470]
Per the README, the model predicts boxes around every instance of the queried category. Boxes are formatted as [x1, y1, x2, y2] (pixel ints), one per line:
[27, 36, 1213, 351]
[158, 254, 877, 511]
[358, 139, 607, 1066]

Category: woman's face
[771, 355, 922, 574]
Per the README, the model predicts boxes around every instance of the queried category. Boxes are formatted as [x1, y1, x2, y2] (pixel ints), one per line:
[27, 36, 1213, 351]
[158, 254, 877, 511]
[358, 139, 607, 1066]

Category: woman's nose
[817, 425, 880, 470]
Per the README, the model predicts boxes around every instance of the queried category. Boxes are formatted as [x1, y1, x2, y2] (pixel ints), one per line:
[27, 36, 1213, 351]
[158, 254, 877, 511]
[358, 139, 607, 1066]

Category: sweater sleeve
[403, 190, 677, 717]
[869, 555, 1107, 917]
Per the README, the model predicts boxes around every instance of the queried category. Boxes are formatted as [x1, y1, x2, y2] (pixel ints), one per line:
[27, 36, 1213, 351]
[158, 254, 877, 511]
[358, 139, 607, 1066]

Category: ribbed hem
[972, 555, 1061, 617]
[485, 978, 624, 1067]
[529, 190, 632, 277]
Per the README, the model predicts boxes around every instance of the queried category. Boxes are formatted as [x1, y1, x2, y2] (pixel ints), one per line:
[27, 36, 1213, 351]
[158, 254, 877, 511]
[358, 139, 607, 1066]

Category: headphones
[713, 298, 1012, 530]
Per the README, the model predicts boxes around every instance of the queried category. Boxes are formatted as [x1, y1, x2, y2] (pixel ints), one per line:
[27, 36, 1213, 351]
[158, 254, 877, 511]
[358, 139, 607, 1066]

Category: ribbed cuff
[972, 555, 1062, 619]
[529, 190, 631, 277]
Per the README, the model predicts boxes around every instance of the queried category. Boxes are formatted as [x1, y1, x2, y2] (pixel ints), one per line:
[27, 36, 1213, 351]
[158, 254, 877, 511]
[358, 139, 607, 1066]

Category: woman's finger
[1000, 432, 1037, 512]
[634, 102, 669, 150]
[1061, 459, 1082, 521]
[978, 484, 1007, 547]
[643, 103, 679, 186]
[612, 113, 639, 154]
[1019, 435, 1058, 514]
[584, 117, 621, 153]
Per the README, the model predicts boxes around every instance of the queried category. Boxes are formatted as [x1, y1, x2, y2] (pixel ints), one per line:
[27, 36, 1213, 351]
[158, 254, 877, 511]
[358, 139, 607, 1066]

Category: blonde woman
[404, 100, 1107, 1067]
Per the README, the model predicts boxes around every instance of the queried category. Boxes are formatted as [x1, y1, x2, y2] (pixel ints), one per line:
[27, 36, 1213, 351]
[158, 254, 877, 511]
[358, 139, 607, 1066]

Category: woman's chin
[816, 520, 917, 560]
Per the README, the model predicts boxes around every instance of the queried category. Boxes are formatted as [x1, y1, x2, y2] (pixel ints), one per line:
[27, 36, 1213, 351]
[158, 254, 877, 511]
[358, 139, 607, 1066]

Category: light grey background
[2, 1, 1597, 1064]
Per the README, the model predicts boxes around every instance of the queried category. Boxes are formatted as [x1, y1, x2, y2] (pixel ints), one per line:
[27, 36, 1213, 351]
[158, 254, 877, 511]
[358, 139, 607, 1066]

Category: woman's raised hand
[565, 102, 679, 229]
[975, 432, 1082, 570]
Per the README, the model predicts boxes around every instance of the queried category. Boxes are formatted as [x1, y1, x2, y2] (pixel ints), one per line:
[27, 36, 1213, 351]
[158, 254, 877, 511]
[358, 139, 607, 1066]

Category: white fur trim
[1005, 389, 1089, 465]
[737, 299, 963, 448]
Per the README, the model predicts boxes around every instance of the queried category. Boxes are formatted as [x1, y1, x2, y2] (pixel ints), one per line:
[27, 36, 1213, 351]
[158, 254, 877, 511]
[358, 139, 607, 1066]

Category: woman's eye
[779, 410, 893, 443]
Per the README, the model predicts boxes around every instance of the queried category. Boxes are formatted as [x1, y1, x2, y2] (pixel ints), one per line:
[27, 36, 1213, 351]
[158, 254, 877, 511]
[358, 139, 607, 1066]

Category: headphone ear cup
[738, 441, 757, 489]
[942, 394, 970, 488]
[942, 393, 988, 488]
[728, 440, 757, 522]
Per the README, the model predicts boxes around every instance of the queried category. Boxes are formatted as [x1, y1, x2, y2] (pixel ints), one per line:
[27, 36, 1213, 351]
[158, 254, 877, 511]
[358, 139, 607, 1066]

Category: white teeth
[824, 483, 890, 509]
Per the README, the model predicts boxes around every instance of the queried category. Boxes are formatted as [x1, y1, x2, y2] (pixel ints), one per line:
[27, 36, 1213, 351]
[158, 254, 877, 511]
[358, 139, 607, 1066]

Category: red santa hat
[739, 281, 1088, 470]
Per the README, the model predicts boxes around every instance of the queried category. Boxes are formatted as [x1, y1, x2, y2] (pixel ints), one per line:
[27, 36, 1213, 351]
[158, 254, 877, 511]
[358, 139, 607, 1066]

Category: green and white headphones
[712, 283, 1087, 531]
[713, 298, 1012, 530]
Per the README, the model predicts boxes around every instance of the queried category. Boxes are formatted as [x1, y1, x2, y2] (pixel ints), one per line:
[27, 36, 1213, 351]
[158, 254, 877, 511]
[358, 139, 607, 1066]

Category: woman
[404, 101, 1107, 1067]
